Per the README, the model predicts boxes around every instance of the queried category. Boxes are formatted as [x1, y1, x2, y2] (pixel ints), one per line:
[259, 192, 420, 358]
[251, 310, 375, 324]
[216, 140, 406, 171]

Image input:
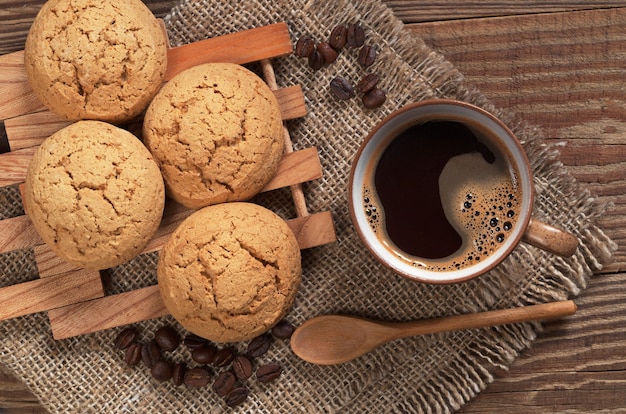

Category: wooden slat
[0, 22, 293, 121]
[47, 210, 336, 339]
[1, 84, 305, 153]
[4, 110, 70, 151]
[0, 214, 41, 253]
[164, 22, 292, 80]
[0, 268, 103, 321]
[262, 147, 321, 192]
[0, 146, 35, 187]
[48, 285, 167, 340]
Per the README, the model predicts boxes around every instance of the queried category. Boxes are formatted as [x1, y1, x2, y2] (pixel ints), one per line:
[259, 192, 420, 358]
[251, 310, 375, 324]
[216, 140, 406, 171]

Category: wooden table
[1, 1, 625, 412]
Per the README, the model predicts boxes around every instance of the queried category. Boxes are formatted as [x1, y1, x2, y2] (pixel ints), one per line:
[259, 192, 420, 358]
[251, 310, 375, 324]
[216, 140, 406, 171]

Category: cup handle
[521, 218, 579, 257]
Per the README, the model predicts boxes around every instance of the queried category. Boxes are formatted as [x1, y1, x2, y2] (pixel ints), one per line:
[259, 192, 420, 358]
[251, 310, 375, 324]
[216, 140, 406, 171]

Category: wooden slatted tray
[0, 22, 336, 340]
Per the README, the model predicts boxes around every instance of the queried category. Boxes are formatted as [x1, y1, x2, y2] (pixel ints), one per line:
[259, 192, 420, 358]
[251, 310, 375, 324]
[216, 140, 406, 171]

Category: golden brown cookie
[24, 120, 165, 270]
[143, 63, 284, 209]
[157, 202, 301, 343]
[24, 0, 168, 124]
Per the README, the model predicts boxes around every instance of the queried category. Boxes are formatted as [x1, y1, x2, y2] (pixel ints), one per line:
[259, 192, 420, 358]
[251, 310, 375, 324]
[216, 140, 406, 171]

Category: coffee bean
[124, 342, 142, 366]
[358, 45, 377, 67]
[154, 326, 180, 352]
[151, 360, 173, 382]
[330, 77, 355, 101]
[183, 367, 211, 388]
[212, 347, 235, 368]
[308, 49, 324, 70]
[356, 73, 380, 94]
[212, 371, 236, 397]
[295, 36, 315, 58]
[192, 345, 217, 365]
[225, 386, 249, 408]
[317, 42, 338, 65]
[183, 334, 208, 350]
[256, 363, 283, 383]
[271, 320, 295, 340]
[114, 327, 138, 350]
[329, 24, 348, 50]
[141, 340, 162, 369]
[247, 333, 273, 358]
[346, 23, 365, 48]
[172, 363, 186, 386]
[232, 355, 253, 380]
[362, 87, 386, 109]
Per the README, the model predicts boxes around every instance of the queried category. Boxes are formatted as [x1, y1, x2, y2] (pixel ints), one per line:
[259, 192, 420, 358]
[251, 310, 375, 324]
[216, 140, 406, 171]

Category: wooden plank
[0, 22, 294, 121]
[262, 147, 322, 192]
[0, 146, 35, 187]
[48, 285, 167, 340]
[4, 110, 70, 151]
[164, 22, 292, 80]
[47, 210, 336, 339]
[0, 268, 103, 321]
[0, 214, 41, 253]
[383, 1, 624, 23]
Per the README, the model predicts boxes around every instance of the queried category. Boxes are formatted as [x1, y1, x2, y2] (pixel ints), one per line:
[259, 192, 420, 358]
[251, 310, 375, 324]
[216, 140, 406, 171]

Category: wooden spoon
[290, 300, 577, 365]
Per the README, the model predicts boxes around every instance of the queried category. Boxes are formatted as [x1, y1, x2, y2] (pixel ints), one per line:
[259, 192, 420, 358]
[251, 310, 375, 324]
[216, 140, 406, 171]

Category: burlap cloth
[0, 0, 617, 412]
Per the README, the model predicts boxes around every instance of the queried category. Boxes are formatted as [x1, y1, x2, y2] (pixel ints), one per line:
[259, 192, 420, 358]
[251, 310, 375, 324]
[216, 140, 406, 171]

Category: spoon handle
[386, 300, 577, 341]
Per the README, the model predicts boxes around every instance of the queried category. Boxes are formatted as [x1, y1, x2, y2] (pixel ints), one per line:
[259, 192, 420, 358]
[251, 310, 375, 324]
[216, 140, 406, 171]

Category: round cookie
[24, 120, 165, 270]
[157, 202, 301, 343]
[24, 0, 168, 124]
[143, 62, 284, 210]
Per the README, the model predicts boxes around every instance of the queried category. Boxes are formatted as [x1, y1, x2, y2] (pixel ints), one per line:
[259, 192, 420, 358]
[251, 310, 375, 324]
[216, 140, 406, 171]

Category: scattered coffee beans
[154, 326, 180, 352]
[271, 319, 295, 340]
[358, 44, 377, 67]
[114, 327, 138, 350]
[330, 76, 355, 101]
[256, 363, 283, 384]
[247, 333, 273, 358]
[191, 345, 216, 365]
[232, 355, 253, 380]
[295, 36, 315, 58]
[346, 23, 366, 48]
[151, 360, 174, 382]
[172, 363, 186, 386]
[294, 22, 386, 109]
[329, 24, 348, 50]
[124, 342, 142, 366]
[141, 340, 162, 369]
[114, 322, 293, 406]
[356, 73, 380, 94]
[213, 371, 237, 397]
[225, 386, 249, 408]
[362, 87, 387, 109]
[184, 367, 212, 388]
[317, 42, 338, 65]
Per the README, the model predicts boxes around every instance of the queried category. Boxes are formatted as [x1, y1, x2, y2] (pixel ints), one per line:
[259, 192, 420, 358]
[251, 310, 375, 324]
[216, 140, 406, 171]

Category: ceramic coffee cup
[348, 99, 578, 284]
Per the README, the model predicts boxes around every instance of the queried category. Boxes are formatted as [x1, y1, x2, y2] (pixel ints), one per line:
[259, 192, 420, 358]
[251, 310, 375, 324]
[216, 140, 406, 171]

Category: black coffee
[364, 120, 522, 272]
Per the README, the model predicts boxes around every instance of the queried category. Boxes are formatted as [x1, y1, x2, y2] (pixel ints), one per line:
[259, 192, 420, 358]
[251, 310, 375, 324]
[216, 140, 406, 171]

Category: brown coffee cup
[348, 99, 578, 284]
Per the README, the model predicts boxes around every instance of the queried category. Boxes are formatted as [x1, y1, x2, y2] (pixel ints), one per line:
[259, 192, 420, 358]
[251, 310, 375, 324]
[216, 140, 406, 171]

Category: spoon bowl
[290, 300, 577, 365]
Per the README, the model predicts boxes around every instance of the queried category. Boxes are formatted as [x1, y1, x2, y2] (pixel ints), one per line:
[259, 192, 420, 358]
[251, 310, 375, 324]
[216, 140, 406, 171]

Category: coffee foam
[362, 139, 522, 273]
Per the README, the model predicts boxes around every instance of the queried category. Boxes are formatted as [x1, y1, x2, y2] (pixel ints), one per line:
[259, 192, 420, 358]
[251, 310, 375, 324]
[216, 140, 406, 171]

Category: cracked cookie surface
[143, 63, 284, 209]
[157, 202, 301, 343]
[24, 0, 168, 123]
[24, 120, 165, 270]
